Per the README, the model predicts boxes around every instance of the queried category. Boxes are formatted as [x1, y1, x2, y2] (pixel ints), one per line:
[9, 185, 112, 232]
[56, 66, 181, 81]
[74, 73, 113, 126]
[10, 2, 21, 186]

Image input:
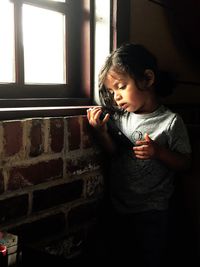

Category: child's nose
[114, 92, 122, 101]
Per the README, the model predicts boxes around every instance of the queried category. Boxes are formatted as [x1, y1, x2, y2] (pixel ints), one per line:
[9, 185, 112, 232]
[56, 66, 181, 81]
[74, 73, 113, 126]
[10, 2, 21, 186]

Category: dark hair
[99, 43, 176, 113]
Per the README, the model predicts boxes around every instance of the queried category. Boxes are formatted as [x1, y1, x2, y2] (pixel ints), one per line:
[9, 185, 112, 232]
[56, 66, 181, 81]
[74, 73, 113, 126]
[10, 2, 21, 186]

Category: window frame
[0, 0, 92, 108]
[0, 0, 130, 119]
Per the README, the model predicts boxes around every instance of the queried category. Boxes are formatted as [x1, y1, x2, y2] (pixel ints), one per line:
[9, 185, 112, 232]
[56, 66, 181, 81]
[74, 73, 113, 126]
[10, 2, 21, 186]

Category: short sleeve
[167, 114, 191, 154]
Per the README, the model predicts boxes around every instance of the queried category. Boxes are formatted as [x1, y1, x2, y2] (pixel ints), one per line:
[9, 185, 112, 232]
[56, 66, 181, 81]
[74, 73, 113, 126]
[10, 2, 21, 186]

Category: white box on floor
[0, 232, 18, 266]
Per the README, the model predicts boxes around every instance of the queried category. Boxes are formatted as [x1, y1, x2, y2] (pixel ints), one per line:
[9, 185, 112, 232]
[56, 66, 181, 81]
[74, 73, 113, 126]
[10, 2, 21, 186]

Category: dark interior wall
[129, 0, 200, 104]
[128, 1, 200, 264]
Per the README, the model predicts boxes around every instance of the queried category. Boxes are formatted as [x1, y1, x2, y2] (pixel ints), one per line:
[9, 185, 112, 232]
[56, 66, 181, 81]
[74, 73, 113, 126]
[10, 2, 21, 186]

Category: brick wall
[0, 115, 105, 259]
[1, 106, 199, 263]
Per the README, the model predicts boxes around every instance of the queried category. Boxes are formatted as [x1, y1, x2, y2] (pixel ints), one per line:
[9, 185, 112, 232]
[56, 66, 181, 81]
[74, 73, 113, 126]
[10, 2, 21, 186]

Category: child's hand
[133, 133, 160, 159]
[87, 107, 109, 131]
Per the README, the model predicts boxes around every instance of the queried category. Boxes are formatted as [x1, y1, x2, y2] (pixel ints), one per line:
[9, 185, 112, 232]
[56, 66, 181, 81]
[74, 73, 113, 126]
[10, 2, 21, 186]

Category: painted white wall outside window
[94, 0, 111, 104]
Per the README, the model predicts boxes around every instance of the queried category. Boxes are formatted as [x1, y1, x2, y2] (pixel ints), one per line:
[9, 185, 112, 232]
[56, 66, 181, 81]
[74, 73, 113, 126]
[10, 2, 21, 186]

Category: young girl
[87, 43, 191, 266]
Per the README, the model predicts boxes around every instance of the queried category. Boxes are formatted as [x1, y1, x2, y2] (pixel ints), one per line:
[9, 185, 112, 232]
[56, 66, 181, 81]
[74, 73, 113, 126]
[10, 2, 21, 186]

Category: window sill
[0, 106, 96, 120]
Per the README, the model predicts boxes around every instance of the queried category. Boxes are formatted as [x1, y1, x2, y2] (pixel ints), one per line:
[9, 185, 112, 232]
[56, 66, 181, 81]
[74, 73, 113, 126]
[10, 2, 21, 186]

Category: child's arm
[87, 107, 117, 154]
[133, 133, 191, 171]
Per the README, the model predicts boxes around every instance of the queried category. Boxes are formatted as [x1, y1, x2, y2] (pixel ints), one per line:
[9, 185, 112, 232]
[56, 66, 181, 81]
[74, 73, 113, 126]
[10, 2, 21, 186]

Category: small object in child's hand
[99, 111, 107, 121]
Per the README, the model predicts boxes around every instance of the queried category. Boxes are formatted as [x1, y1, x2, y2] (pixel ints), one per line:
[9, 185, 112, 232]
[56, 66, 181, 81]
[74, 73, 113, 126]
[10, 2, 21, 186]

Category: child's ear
[144, 69, 155, 87]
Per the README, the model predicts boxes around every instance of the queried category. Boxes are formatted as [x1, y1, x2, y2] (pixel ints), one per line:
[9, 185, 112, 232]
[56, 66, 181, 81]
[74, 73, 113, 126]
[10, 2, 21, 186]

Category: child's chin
[125, 107, 133, 112]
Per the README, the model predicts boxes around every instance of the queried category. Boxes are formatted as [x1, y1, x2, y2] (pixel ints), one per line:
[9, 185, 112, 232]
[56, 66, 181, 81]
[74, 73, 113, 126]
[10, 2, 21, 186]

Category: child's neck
[135, 96, 160, 114]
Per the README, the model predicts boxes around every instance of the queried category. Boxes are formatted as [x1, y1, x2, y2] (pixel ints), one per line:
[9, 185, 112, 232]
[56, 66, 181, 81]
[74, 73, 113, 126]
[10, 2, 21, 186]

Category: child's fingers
[87, 107, 101, 120]
[133, 145, 147, 151]
[135, 140, 149, 146]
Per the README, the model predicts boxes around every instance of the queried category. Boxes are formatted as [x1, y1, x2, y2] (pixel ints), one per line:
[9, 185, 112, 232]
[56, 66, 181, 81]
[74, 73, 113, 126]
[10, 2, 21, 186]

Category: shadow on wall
[164, 0, 200, 64]
[167, 124, 200, 266]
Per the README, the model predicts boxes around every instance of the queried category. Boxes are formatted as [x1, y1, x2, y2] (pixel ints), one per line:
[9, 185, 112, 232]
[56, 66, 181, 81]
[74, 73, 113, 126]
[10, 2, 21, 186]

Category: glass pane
[23, 4, 66, 84]
[0, 0, 15, 83]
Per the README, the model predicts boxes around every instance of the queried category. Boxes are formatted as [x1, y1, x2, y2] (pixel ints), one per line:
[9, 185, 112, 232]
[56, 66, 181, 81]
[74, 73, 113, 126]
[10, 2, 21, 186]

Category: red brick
[50, 118, 64, 152]
[32, 180, 83, 212]
[0, 194, 28, 224]
[81, 116, 93, 149]
[3, 121, 23, 156]
[66, 154, 101, 175]
[8, 158, 63, 190]
[29, 119, 44, 157]
[67, 117, 81, 150]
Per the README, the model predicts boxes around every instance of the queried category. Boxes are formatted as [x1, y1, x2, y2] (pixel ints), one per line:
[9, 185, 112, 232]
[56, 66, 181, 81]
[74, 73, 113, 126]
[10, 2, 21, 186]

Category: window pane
[23, 4, 66, 84]
[0, 0, 15, 83]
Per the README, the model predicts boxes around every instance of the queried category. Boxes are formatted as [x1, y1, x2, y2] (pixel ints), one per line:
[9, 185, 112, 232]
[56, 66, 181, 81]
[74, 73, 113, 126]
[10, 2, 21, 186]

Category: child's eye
[119, 85, 126, 90]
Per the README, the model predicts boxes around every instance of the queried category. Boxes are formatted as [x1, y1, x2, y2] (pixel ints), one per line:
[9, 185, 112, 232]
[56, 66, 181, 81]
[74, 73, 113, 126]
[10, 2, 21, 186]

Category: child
[87, 43, 191, 266]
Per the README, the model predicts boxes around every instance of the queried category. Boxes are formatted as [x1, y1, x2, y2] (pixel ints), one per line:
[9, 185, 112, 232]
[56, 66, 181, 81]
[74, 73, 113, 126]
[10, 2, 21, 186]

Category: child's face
[104, 70, 154, 114]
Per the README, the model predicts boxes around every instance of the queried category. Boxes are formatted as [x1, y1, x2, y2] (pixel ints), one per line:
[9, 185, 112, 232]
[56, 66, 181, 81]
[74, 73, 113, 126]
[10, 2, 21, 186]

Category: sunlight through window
[94, 0, 111, 104]
[0, 0, 15, 83]
[23, 4, 66, 84]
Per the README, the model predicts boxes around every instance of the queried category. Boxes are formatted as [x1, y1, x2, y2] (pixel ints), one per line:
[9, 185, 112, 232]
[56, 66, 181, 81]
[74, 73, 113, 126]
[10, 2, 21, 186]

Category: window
[0, 0, 130, 114]
[0, 0, 93, 108]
